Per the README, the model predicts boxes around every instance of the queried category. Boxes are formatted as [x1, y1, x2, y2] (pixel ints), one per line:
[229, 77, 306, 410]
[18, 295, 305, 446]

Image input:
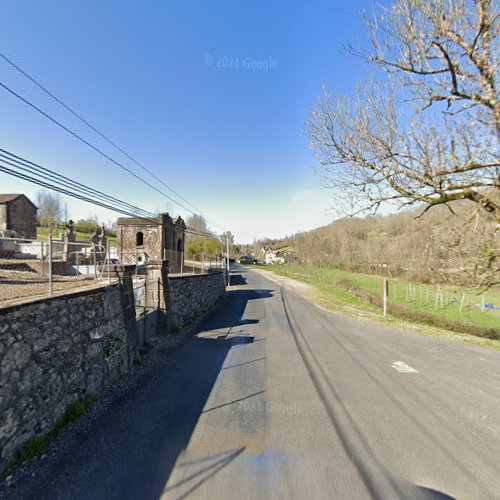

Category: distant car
[238, 256, 257, 265]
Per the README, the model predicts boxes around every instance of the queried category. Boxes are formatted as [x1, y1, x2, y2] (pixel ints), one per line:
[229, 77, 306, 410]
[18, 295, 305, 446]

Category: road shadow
[228, 273, 247, 286]
[7, 286, 272, 500]
[415, 486, 455, 499]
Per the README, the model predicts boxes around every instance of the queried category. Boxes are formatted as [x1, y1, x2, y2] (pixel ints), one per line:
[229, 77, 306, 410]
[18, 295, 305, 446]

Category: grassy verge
[249, 264, 500, 348]
[1, 394, 96, 478]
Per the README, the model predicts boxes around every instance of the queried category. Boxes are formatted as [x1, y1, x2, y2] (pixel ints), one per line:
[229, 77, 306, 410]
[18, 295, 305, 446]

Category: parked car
[238, 256, 257, 265]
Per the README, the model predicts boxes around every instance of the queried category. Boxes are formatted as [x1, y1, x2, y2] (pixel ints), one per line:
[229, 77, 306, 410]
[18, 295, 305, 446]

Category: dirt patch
[251, 268, 319, 302]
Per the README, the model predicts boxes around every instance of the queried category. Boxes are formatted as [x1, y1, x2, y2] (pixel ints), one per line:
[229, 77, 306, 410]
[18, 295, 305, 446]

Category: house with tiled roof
[0, 194, 37, 239]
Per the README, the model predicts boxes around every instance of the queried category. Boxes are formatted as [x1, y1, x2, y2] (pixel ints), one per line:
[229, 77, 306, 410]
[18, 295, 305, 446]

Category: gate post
[145, 260, 170, 334]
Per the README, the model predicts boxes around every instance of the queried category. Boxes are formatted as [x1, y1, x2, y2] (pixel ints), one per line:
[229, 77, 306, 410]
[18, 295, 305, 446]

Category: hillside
[254, 201, 499, 288]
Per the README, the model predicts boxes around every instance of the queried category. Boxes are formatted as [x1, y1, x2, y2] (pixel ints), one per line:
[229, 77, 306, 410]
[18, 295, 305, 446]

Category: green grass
[171, 325, 182, 336]
[36, 226, 117, 244]
[1, 394, 96, 478]
[51, 394, 96, 435]
[250, 264, 500, 338]
[1, 435, 47, 478]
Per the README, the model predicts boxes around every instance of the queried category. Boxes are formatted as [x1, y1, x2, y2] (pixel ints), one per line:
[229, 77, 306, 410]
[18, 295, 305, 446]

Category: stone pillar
[119, 273, 139, 364]
[145, 259, 170, 334]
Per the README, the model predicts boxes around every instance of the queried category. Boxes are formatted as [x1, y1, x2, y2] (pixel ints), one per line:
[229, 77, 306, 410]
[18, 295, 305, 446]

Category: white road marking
[391, 361, 418, 373]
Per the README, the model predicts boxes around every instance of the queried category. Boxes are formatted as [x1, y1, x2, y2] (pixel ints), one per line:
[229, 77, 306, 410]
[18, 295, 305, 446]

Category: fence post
[459, 293, 466, 312]
[144, 279, 148, 344]
[382, 278, 388, 318]
[93, 245, 97, 279]
[106, 241, 110, 283]
[48, 233, 53, 295]
[40, 241, 45, 277]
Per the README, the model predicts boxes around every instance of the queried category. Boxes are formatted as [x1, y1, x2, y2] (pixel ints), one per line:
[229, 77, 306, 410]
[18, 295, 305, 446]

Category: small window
[177, 238, 183, 252]
[136, 231, 144, 247]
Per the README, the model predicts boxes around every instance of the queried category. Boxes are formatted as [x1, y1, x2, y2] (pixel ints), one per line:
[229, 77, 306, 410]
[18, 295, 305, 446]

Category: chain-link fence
[1, 235, 229, 306]
[0, 235, 117, 306]
[183, 255, 226, 275]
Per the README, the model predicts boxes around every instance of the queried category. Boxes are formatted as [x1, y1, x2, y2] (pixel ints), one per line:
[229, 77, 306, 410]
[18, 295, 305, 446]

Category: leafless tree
[306, 0, 499, 222]
[36, 190, 64, 228]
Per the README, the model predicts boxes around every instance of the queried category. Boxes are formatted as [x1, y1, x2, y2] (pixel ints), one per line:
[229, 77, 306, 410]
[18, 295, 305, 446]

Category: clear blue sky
[0, 0, 373, 243]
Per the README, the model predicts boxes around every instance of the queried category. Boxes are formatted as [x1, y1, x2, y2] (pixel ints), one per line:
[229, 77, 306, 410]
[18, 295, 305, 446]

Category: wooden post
[459, 293, 466, 312]
[382, 279, 389, 318]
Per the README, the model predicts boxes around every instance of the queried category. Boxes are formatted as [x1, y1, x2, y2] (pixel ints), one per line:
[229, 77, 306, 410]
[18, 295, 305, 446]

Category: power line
[0, 147, 219, 236]
[0, 52, 226, 231]
[0, 80, 197, 216]
[0, 161, 153, 219]
[185, 228, 219, 238]
[0, 148, 154, 219]
[0, 80, 212, 221]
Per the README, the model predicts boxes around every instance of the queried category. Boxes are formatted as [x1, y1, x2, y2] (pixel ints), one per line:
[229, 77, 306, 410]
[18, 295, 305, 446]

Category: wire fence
[0, 235, 116, 306]
[1, 235, 229, 306]
[276, 265, 500, 317]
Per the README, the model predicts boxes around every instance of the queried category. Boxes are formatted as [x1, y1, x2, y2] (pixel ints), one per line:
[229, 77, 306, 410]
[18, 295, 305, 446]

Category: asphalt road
[7, 265, 500, 499]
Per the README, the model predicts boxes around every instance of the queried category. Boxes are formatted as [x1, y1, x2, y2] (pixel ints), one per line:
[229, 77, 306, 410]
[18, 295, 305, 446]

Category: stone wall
[1, 197, 37, 239]
[0, 204, 7, 233]
[0, 281, 139, 466]
[116, 214, 185, 272]
[117, 223, 163, 262]
[167, 272, 226, 328]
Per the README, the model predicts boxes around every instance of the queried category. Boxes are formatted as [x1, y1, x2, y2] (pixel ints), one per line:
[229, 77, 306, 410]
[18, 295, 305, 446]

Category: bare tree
[186, 214, 209, 234]
[306, 0, 499, 221]
[36, 190, 64, 228]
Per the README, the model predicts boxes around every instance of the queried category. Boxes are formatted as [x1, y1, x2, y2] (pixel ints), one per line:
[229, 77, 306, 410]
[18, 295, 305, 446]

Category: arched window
[136, 231, 144, 247]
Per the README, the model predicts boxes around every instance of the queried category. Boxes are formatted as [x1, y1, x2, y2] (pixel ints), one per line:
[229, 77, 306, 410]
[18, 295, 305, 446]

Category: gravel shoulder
[251, 267, 500, 352]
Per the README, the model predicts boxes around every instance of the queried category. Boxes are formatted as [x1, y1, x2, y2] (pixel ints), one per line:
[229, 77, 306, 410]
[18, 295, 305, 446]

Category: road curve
[7, 265, 500, 499]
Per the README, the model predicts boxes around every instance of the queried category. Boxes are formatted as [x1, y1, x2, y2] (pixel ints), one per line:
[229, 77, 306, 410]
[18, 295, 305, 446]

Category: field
[36, 226, 117, 244]
[249, 264, 500, 337]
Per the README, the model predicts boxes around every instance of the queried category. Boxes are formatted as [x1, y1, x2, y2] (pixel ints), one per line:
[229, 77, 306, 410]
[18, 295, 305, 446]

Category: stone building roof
[116, 213, 185, 228]
[0, 194, 37, 208]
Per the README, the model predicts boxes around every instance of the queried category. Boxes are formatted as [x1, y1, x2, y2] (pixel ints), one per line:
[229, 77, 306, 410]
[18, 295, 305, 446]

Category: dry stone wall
[0, 282, 138, 466]
[168, 272, 225, 328]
